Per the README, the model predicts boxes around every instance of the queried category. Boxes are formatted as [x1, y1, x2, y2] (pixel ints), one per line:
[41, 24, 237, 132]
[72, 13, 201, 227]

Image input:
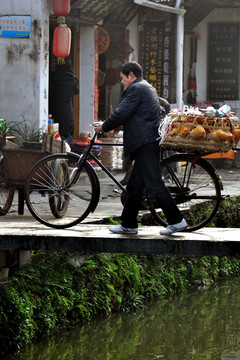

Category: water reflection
[7, 278, 240, 360]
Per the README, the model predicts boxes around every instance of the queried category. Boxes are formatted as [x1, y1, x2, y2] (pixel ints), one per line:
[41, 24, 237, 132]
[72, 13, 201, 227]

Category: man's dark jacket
[102, 77, 164, 156]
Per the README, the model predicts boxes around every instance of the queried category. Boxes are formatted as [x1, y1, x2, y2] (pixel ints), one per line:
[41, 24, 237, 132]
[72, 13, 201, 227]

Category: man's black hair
[121, 61, 143, 78]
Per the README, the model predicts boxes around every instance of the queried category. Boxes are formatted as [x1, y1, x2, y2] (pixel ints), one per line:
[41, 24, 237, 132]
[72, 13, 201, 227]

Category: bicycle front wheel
[25, 153, 100, 229]
[149, 154, 222, 231]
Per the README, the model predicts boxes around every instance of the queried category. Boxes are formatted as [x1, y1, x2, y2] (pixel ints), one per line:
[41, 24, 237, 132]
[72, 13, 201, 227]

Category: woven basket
[161, 113, 235, 154]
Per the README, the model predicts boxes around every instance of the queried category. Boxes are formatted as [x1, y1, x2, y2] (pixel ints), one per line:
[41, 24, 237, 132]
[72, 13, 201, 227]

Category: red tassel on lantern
[53, 0, 70, 16]
[53, 24, 71, 58]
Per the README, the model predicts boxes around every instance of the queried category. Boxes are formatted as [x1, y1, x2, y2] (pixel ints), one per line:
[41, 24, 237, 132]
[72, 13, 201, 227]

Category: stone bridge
[1, 220, 240, 257]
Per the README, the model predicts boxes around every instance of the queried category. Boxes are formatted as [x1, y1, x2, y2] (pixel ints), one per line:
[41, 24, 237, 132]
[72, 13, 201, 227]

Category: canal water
[7, 278, 240, 360]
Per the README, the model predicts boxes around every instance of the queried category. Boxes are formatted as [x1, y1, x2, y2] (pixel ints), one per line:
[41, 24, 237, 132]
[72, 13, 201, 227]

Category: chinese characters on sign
[162, 21, 171, 99]
[0, 16, 31, 38]
[143, 21, 171, 98]
[208, 23, 239, 101]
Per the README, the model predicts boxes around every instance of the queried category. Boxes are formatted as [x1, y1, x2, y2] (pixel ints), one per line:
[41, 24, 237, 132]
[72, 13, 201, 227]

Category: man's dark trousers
[121, 141, 183, 228]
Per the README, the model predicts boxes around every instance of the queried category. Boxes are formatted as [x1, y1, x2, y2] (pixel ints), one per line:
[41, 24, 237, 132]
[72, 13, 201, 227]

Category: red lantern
[53, 24, 71, 58]
[53, 0, 70, 16]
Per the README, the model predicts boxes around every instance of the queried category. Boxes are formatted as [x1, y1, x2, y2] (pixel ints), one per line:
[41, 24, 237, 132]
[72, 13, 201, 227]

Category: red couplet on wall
[52, 0, 71, 16]
[53, 24, 71, 58]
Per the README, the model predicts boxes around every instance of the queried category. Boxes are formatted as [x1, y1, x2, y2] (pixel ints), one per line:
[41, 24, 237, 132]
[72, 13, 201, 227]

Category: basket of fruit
[159, 106, 240, 154]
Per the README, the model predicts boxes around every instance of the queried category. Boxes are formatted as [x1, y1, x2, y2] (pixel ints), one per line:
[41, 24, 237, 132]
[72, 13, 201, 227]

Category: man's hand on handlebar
[93, 121, 103, 134]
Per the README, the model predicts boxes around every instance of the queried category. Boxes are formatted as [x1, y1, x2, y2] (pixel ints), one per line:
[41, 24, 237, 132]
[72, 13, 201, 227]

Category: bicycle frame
[69, 131, 126, 194]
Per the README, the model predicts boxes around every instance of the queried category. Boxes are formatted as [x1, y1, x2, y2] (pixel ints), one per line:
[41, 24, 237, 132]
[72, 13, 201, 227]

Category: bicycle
[24, 126, 223, 230]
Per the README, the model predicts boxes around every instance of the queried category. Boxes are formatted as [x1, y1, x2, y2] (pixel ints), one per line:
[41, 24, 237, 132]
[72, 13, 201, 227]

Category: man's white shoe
[109, 224, 138, 234]
[160, 218, 187, 235]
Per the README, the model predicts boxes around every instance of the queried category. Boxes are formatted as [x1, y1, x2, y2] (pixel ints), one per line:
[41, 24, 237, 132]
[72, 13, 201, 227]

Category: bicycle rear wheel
[149, 154, 222, 231]
[0, 159, 14, 215]
[25, 153, 100, 229]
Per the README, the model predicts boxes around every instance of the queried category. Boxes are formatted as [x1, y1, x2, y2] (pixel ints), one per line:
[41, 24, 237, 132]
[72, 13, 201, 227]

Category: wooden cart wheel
[48, 159, 70, 218]
[0, 159, 15, 215]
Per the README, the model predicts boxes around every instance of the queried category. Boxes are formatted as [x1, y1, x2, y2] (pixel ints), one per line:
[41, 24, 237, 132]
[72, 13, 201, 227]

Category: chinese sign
[208, 23, 239, 101]
[143, 21, 171, 98]
[0, 16, 31, 38]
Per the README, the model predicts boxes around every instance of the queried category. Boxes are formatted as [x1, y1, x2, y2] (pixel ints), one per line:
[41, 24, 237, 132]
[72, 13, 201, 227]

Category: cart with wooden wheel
[0, 133, 65, 215]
